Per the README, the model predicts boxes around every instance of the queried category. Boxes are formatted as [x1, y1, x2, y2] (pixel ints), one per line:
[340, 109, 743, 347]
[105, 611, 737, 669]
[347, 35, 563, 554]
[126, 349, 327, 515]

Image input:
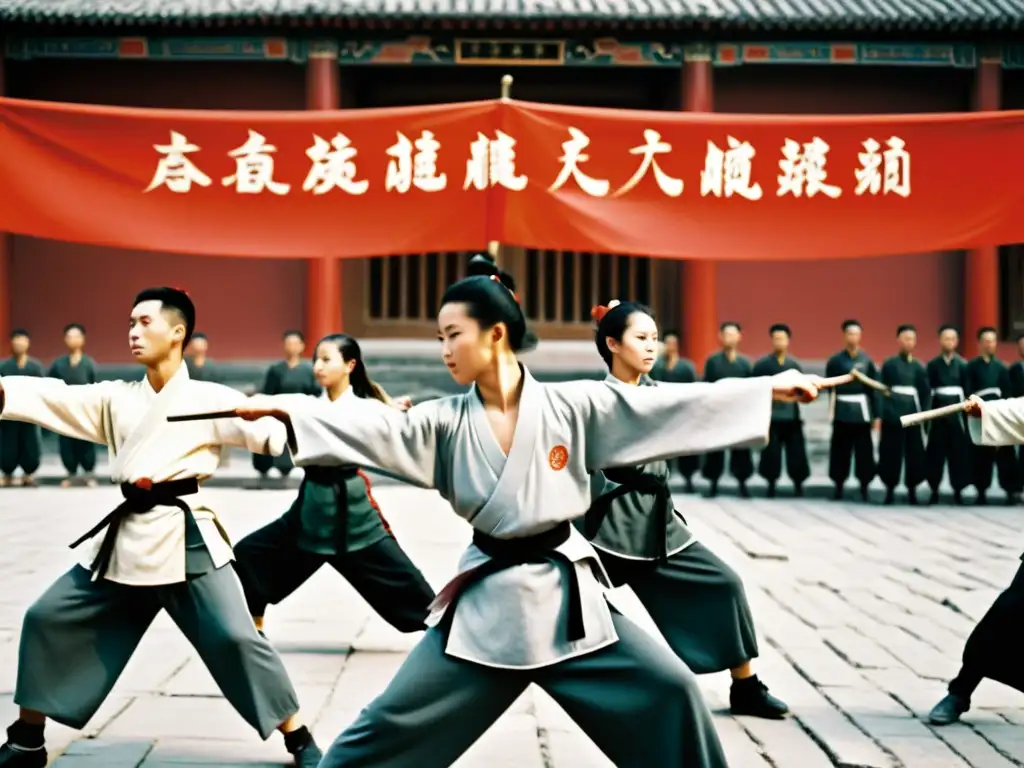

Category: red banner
[1, 95, 1022, 261]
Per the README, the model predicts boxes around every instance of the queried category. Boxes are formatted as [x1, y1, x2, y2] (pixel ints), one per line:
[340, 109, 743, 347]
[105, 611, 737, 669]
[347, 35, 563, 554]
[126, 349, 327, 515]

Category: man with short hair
[0, 330, 44, 487]
[48, 323, 99, 487]
[966, 327, 1018, 504]
[753, 324, 810, 497]
[252, 330, 320, 487]
[185, 332, 221, 383]
[0, 288, 323, 768]
[701, 322, 754, 498]
[924, 325, 972, 504]
[877, 324, 930, 505]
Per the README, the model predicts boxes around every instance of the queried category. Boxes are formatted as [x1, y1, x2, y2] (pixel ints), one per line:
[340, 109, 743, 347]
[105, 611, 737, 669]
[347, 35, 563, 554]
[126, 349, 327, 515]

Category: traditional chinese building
[1, 1, 1022, 364]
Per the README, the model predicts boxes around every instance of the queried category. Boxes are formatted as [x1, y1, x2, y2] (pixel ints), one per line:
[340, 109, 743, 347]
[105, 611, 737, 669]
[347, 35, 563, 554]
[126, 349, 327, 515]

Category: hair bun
[467, 253, 499, 277]
[591, 304, 610, 323]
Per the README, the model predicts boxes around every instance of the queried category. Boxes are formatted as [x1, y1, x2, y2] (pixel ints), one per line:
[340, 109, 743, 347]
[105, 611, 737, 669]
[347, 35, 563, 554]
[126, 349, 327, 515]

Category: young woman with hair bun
[583, 299, 789, 720]
[235, 254, 822, 767]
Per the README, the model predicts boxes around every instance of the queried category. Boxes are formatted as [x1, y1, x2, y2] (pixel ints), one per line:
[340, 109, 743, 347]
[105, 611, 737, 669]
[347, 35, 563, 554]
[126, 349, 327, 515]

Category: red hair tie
[591, 304, 610, 322]
[490, 274, 519, 302]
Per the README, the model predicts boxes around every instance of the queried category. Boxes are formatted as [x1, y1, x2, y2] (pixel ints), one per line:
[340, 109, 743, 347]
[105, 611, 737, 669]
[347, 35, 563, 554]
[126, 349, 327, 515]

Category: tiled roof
[1, 0, 1022, 30]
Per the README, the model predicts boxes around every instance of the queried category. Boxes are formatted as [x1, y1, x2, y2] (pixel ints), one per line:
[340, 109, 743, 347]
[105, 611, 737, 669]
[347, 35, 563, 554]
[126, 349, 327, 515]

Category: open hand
[770, 369, 819, 404]
[963, 394, 983, 418]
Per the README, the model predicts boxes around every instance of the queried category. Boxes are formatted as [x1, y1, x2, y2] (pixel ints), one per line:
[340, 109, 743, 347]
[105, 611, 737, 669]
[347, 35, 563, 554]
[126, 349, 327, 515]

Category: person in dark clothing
[47, 324, 98, 487]
[753, 324, 810, 497]
[966, 326, 1019, 505]
[0, 330, 44, 487]
[185, 333, 221, 383]
[649, 329, 699, 493]
[925, 325, 972, 504]
[702, 322, 754, 498]
[235, 333, 434, 638]
[253, 330, 320, 486]
[826, 319, 882, 501]
[877, 324, 930, 504]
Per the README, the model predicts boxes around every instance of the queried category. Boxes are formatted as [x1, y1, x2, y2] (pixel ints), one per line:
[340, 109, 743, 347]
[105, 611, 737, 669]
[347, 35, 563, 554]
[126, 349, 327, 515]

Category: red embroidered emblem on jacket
[548, 445, 569, 471]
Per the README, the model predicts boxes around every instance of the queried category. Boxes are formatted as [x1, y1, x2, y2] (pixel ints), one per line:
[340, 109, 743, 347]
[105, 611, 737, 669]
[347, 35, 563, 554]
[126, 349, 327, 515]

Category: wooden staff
[849, 368, 892, 396]
[900, 401, 969, 428]
[487, 74, 514, 265]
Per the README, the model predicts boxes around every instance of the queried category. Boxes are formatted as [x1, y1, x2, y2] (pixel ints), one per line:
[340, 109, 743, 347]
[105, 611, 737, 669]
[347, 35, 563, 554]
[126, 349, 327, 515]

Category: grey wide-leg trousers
[319, 610, 728, 768]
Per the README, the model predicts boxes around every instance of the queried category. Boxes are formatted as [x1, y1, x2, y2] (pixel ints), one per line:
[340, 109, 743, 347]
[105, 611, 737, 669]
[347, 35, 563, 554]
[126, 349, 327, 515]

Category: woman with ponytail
[233, 333, 435, 638]
[236, 253, 824, 768]
[582, 300, 789, 719]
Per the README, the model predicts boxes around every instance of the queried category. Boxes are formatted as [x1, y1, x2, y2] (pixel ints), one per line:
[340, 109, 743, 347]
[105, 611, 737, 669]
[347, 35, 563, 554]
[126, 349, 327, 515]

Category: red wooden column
[305, 46, 342, 341]
[965, 57, 1001, 339]
[0, 56, 10, 343]
[681, 48, 717, 368]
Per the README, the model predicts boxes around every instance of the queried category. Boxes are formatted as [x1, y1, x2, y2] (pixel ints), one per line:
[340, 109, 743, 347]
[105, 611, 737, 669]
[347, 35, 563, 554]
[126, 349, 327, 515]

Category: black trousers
[233, 512, 435, 634]
[758, 421, 810, 486]
[0, 422, 41, 477]
[949, 562, 1024, 700]
[676, 455, 699, 481]
[252, 450, 295, 478]
[828, 422, 876, 487]
[970, 444, 1018, 495]
[58, 435, 97, 476]
[877, 422, 926, 491]
[701, 449, 753, 484]
[925, 417, 972, 493]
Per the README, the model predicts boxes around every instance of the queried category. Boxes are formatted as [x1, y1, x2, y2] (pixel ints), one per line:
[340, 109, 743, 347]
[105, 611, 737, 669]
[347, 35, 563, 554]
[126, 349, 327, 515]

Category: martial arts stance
[0, 288, 322, 768]
[649, 329, 699, 492]
[878, 324, 930, 504]
[753, 323, 810, 497]
[702, 321, 754, 497]
[929, 393, 1024, 725]
[234, 332, 435, 636]
[234, 264, 823, 768]
[966, 327, 1018, 504]
[583, 301, 788, 719]
[48, 323, 99, 487]
[185, 332, 221, 383]
[0, 330, 43, 487]
[925, 325, 972, 504]
[253, 330, 320, 485]
[826, 320, 882, 501]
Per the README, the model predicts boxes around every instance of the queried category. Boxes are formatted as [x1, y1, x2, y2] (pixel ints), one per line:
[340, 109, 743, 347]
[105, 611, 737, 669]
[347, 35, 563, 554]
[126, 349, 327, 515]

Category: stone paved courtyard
[0, 484, 1022, 767]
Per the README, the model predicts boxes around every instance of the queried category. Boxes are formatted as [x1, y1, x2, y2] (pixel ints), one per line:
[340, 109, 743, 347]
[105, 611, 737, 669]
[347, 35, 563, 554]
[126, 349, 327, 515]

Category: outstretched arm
[240, 394, 442, 489]
[564, 370, 818, 471]
[0, 376, 115, 444]
[966, 396, 1024, 446]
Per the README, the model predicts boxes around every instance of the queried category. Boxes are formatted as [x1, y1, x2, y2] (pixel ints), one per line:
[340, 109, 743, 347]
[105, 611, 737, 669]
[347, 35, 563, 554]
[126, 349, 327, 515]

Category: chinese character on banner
[548, 127, 610, 197]
[777, 137, 842, 199]
[144, 131, 213, 193]
[303, 133, 370, 196]
[386, 131, 448, 193]
[700, 137, 763, 200]
[854, 137, 911, 198]
[463, 131, 528, 192]
[612, 129, 683, 198]
[222, 130, 291, 195]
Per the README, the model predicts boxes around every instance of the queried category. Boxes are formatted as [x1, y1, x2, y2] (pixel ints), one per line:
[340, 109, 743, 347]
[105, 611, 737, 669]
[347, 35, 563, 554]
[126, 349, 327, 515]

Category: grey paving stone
[0, 486, 1020, 767]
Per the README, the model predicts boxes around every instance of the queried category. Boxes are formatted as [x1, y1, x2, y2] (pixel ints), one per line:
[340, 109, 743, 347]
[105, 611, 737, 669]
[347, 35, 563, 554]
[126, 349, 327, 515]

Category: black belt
[301, 465, 359, 552]
[69, 477, 201, 580]
[432, 521, 585, 642]
[584, 469, 675, 562]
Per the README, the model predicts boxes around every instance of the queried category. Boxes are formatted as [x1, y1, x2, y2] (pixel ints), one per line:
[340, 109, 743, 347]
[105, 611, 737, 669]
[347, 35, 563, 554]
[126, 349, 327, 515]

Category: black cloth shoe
[0, 745, 46, 768]
[706, 481, 718, 498]
[859, 484, 870, 502]
[907, 488, 918, 505]
[884, 489, 895, 505]
[730, 676, 789, 719]
[794, 484, 804, 498]
[928, 693, 969, 726]
[766, 482, 776, 499]
[285, 727, 323, 768]
[738, 482, 750, 499]
[832, 485, 843, 501]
